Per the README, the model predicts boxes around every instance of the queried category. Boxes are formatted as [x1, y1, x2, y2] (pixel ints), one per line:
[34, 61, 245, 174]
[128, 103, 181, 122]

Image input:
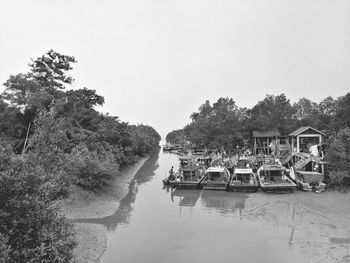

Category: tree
[293, 97, 320, 127]
[247, 94, 297, 134]
[184, 97, 245, 149]
[0, 110, 77, 262]
[334, 93, 350, 131]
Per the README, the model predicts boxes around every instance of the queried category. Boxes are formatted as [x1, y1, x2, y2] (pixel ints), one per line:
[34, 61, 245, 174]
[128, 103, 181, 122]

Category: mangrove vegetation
[0, 50, 160, 262]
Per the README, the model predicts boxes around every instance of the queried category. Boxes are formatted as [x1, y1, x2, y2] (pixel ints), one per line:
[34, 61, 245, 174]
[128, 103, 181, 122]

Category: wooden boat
[228, 168, 259, 192]
[257, 164, 296, 193]
[201, 166, 230, 190]
[163, 165, 206, 189]
[294, 170, 326, 193]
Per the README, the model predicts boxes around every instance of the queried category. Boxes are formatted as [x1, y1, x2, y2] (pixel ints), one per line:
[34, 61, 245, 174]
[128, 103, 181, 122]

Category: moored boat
[257, 164, 296, 193]
[201, 166, 230, 190]
[228, 168, 259, 192]
[163, 165, 206, 189]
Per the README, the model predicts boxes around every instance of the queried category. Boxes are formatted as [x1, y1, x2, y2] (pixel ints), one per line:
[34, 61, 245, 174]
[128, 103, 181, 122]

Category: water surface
[92, 149, 311, 263]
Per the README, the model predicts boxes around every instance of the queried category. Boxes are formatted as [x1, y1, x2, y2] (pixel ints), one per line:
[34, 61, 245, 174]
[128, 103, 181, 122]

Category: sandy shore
[59, 157, 149, 263]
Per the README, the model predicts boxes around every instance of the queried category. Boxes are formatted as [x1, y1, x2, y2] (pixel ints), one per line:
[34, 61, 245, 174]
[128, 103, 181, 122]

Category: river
[77, 147, 350, 263]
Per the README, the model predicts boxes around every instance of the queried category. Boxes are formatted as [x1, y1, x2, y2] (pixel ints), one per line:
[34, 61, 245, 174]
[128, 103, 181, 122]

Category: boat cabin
[232, 168, 255, 183]
[258, 164, 287, 183]
[205, 167, 230, 182]
[229, 168, 259, 192]
[180, 166, 204, 181]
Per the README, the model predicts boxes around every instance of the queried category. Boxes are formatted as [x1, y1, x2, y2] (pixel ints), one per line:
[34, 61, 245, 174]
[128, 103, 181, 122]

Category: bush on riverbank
[0, 147, 77, 262]
[67, 143, 120, 190]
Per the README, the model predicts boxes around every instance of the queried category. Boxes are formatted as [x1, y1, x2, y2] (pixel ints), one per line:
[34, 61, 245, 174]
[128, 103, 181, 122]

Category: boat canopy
[205, 167, 227, 173]
[234, 168, 253, 174]
[260, 164, 286, 171]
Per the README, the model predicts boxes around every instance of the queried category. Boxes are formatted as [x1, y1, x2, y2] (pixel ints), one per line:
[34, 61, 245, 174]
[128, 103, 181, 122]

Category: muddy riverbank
[59, 155, 150, 262]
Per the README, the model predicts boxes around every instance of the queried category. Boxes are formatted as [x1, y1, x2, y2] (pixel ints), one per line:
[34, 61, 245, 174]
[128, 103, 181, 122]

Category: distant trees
[0, 50, 161, 262]
[166, 129, 186, 145]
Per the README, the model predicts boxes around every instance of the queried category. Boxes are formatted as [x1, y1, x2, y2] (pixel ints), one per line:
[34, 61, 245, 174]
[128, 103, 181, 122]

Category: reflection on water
[170, 188, 201, 207]
[200, 191, 247, 216]
[74, 146, 160, 231]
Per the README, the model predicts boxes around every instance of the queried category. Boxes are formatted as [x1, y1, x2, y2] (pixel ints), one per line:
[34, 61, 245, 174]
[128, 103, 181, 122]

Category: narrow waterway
[77, 147, 350, 263]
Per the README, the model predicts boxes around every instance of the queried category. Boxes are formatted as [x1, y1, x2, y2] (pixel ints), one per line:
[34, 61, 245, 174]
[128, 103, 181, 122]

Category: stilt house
[252, 130, 280, 155]
[288, 126, 325, 153]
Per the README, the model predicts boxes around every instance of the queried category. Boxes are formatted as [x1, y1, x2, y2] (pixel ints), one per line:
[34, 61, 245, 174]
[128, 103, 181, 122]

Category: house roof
[252, 130, 280, 138]
[288, 126, 325, 136]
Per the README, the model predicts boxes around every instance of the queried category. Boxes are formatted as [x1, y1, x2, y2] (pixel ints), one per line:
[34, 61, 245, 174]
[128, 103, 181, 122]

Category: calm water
[93, 148, 309, 263]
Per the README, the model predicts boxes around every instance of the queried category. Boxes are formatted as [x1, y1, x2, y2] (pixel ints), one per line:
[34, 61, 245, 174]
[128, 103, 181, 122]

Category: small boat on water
[294, 170, 326, 193]
[163, 165, 206, 189]
[257, 164, 296, 193]
[201, 166, 230, 190]
[228, 168, 259, 192]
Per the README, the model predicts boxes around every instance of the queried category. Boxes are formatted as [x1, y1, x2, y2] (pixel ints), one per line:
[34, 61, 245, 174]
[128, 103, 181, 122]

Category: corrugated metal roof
[252, 130, 280, 138]
[288, 126, 325, 136]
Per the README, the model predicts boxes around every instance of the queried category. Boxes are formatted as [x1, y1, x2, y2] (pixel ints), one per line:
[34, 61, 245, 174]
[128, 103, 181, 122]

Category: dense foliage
[0, 50, 160, 262]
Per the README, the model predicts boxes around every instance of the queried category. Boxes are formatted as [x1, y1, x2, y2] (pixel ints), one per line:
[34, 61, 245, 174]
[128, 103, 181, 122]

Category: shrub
[67, 143, 120, 190]
[0, 154, 77, 262]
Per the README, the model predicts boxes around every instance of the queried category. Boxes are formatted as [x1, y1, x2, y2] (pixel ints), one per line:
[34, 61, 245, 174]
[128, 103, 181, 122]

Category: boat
[257, 164, 296, 193]
[163, 165, 206, 189]
[294, 170, 326, 193]
[228, 168, 259, 192]
[201, 166, 231, 190]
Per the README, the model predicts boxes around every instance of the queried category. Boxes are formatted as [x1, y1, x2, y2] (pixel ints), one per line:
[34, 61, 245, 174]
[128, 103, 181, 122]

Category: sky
[0, 0, 349, 137]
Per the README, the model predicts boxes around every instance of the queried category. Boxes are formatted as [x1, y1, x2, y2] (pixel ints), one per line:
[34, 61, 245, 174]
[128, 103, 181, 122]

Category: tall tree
[247, 94, 296, 134]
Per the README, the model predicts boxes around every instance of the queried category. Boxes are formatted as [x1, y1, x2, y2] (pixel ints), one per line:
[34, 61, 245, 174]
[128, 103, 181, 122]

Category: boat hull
[298, 182, 326, 192]
[163, 179, 202, 189]
[228, 184, 259, 192]
[260, 183, 296, 193]
[202, 182, 228, 191]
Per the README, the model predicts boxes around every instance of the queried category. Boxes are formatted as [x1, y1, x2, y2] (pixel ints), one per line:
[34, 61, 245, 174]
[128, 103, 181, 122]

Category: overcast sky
[1, 0, 349, 136]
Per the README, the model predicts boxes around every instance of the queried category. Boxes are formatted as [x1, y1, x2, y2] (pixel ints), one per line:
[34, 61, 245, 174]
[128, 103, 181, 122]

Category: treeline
[167, 94, 350, 148]
[166, 95, 350, 176]
[0, 50, 160, 262]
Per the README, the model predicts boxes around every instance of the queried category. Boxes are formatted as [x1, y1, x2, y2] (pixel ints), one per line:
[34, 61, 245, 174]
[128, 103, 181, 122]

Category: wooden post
[296, 136, 300, 153]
